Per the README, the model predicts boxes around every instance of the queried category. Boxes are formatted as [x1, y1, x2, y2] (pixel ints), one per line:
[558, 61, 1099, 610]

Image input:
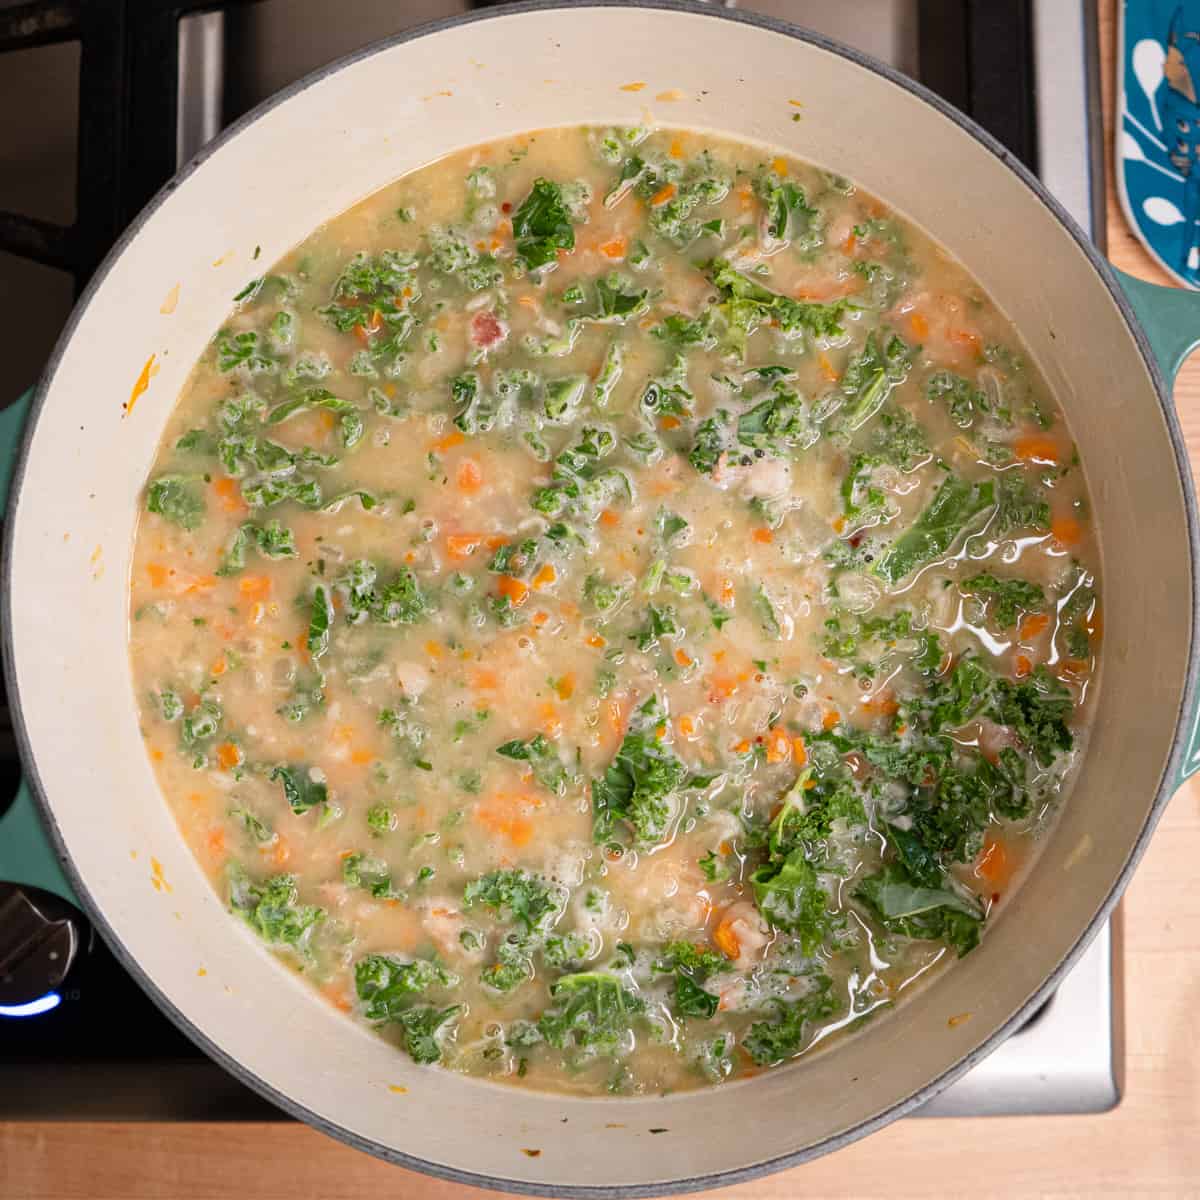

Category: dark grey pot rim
[3, 2, 1197, 1196]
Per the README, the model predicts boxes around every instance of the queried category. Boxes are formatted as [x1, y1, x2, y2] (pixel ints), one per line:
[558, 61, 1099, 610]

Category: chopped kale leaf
[496, 733, 570, 795]
[228, 866, 323, 953]
[855, 862, 982, 957]
[146, 476, 205, 531]
[536, 972, 645, 1056]
[513, 178, 576, 271]
[961, 572, 1045, 628]
[591, 696, 691, 846]
[463, 869, 564, 937]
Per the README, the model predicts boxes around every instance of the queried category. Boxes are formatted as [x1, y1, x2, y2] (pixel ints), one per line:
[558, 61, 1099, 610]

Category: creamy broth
[130, 126, 1099, 1095]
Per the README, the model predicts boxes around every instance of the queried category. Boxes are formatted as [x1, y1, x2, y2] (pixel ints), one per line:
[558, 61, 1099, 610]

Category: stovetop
[0, 0, 1121, 1121]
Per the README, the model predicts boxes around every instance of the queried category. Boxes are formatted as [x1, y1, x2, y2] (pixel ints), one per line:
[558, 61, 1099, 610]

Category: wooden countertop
[4, 3, 1199, 1197]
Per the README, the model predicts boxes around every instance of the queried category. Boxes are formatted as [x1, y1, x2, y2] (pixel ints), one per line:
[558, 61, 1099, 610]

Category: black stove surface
[0, 0, 1039, 1121]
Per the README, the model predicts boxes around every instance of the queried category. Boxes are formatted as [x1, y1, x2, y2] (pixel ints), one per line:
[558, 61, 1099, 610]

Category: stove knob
[0, 886, 80, 1006]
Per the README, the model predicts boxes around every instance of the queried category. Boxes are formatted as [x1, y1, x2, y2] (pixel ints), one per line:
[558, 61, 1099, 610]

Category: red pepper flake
[501, 201, 513, 214]
[522, 1148, 542, 1158]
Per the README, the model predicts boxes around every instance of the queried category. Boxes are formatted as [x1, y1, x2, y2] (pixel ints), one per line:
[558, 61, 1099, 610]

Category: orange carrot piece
[215, 742, 241, 770]
[474, 794, 537, 847]
[650, 182, 677, 207]
[1018, 612, 1051, 640]
[445, 532, 504, 561]
[497, 575, 530, 607]
[321, 983, 354, 1013]
[792, 736, 808, 766]
[212, 476, 245, 513]
[752, 527, 773, 545]
[599, 237, 627, 259]
[765, 728, 791, 764]
[909, 312, 930, 340]
[445, 534, 479, 561]
[1051, 514, 1083, 547]
[532, 563, 558, 590]
[976, 834, 1015, 891]
[712, 914, 741, 960]
[540, 702, 563, 738]
[949, 328, 983, 357]
[238, 575, 271, 602]
[674, 648, 693, 669]
[599, 509, 621, 528]
[430, 429, 465, 454]
[554, 672, 575, 701]
[353, 310, 383, 344]
[1013, 434, 1061, 464]
[456, 458, 483, 494]
[1014, 654, 1032, 678]
[822, 709, 841, 731]
[146, 563, 169, 588]
[861, 691, 900, 716]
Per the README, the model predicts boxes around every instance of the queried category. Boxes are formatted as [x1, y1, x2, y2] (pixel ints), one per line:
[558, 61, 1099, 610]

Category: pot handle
[1112, 269, 1200, 787]
[1, 388, 78, 904]
[0, 784, 76, 905]
[1112, 268, 1200, 378]
[0, 387, 30, 516]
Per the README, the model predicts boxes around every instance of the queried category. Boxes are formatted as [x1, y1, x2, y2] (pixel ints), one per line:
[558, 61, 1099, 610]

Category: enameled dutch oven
[3, 4, 1200, 1194]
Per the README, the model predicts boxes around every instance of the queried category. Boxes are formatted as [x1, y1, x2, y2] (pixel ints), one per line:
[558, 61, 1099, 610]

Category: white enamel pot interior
[4, 4, 1196, 1194]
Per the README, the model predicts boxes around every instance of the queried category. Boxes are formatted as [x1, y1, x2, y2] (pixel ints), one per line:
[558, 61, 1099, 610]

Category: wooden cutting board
[4, 3, 1199, 1196]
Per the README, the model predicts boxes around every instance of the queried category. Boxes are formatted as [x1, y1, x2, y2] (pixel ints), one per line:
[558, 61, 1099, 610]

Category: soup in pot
[130, 125, 1100, 1095]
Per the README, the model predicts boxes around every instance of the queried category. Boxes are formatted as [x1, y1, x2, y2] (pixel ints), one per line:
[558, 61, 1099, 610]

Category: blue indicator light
[0, 991, 62, 1018]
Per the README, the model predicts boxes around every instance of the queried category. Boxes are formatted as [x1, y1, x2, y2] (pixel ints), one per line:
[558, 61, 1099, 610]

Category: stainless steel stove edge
[917, 914, 1123, 1116]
